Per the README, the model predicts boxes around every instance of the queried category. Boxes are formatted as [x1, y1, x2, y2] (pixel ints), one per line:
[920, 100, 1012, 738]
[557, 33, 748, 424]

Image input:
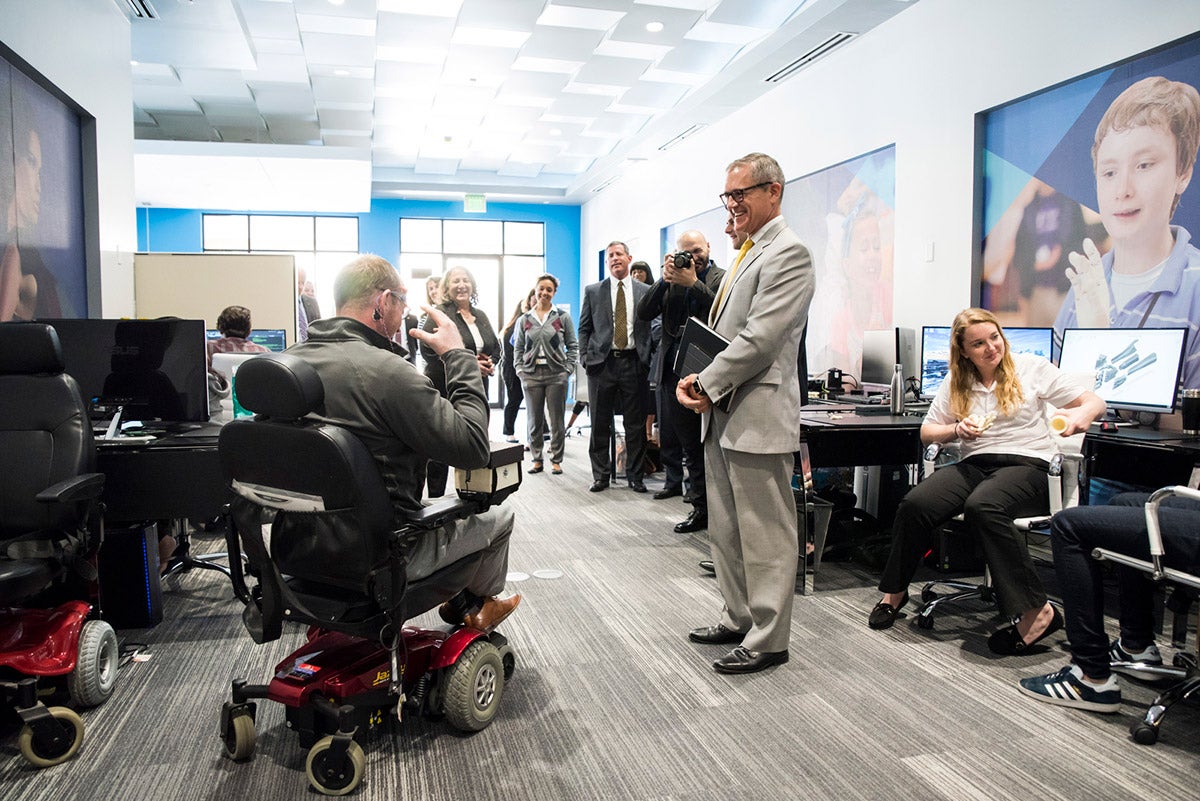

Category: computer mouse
[1099, 421, 1118, 433]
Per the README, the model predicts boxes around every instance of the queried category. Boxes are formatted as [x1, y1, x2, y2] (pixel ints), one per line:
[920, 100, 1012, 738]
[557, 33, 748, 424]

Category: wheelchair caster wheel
[18, 706, 84, 768]
[916, 614, 935, 630]
[222, 712, 257, 761]
[306, 736, 365, 796]
[979, 587, 995, 603]
[1131, 722, 1159, 745]
[920, 588, 938, 603]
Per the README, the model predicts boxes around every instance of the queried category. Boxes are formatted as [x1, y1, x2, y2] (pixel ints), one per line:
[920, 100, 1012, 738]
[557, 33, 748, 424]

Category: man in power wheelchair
[218, 255, 522, 796]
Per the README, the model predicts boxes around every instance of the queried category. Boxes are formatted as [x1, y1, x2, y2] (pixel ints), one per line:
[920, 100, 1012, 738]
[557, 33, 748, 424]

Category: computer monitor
[206, 328, 287, 353]
[861, 327, 916, 393]
[47, 318, 210, 422]
[1057, 327, 1187, 414]
[919, 325, 1053, 399]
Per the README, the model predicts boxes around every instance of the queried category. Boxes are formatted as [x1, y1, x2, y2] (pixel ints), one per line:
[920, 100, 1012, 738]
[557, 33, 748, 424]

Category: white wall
[0, 0, 137, 317]
[580, 0, 1200, 332]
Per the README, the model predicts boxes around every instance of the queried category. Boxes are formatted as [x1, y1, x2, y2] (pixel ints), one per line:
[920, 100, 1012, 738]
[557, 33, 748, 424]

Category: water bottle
[889, 363, 905, 414]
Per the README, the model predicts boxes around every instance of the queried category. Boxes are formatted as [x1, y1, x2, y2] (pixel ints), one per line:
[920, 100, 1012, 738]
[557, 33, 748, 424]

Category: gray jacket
[289, 316, 490, 517]
[513, 307, 579, 379]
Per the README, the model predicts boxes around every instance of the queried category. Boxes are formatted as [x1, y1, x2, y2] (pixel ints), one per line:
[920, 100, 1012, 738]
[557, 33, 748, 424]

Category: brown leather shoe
[463, 594, 522, 632]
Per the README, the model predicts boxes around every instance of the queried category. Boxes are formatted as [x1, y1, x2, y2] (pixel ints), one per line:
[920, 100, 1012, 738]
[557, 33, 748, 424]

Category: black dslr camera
[672, 251, 693, 270]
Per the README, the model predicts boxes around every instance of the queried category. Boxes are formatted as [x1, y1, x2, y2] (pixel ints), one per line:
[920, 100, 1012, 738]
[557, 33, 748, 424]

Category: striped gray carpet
[2, 425, 1196, 800]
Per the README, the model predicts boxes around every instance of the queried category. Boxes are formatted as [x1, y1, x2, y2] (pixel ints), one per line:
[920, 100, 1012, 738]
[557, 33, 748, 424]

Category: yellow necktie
[710, 238, 753, 324]
[613, 279, 628, 349]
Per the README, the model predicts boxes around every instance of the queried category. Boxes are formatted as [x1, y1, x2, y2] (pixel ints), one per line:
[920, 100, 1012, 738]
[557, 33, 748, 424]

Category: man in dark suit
[678, 153, 815, 675]
[637, 230, 725, 534]
[578, 241, 653, 493]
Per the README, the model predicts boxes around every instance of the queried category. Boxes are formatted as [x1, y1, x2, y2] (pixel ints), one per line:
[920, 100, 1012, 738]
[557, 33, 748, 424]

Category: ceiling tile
[546, 92, 615, 118]
[501, 70, 570, 97]
[584, 110, 651, 137]
[708, 0, 807, 29]
[266, 118, 323, 143]
[458, 0, 546, 32]
[323, 133, 374, 148]
[377, 0, 464, 17]
[292, 0, 378, 17]
[375, 12, 456, 47]
[176, 68, 254, 97]
[414, 157, 461, 175]
[251, 85, 318, 116]
[215, 124, 272, 144]
[375, 61, 443, 87]
[300, 32, 377, 67]
[133, 86, 204, 114]
[572, 55, 653, 86]
[656, 39, 740, 73]
[498, 161, 544, 178]
[521, 25, 607, 61]
[609, 5, 703, 44]
[296, 13, 377, 37]
[542, 154, 596, 174]
[536, 3, 627, 30]
[618, 80, 689, 109]
[200, 101, 264, 126]
[252, 37, 305, 56]
[311, 75, 374, 104]
[318, 109, 374, 132]
[244, 52, 310, 84]
[154, 113, 219, 140]
[238, 0, 301, 39]
[132, 63, 180, 86]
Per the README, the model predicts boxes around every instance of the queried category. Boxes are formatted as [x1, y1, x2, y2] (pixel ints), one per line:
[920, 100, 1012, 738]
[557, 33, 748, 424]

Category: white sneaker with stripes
[1018, 665, 1120, 713]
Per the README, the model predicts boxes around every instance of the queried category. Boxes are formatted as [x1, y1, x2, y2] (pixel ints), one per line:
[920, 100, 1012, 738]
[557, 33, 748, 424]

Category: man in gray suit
[578, 241, 653, 493]
[678, 153, 816, 674]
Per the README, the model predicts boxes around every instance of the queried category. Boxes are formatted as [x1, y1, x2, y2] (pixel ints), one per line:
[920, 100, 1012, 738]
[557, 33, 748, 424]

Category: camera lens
[674, 252, 692, 270]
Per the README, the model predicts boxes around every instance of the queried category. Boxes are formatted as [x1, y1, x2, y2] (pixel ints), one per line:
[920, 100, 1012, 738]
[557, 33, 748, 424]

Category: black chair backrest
[218, 353, 396, 592]
[0, 323, 94, 536]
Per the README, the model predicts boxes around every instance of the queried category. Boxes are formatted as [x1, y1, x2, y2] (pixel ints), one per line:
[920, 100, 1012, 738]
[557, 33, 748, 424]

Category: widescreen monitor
[1057, 327, 1187, 414]
[861, 327, 916, 392]
[920, 326, 1054, 399]
[47, 318, 209, 422]
[206, 328, 287, 352]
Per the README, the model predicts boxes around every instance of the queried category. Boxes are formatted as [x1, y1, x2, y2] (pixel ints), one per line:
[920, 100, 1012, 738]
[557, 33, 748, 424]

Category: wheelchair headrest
[235, 352, 325, 419]
[0, 323, 66, 375]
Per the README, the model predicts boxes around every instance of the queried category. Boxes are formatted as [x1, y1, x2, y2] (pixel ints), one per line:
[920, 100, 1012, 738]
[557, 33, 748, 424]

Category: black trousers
[877, 453, 1050, 618]
[1051, 492, 1200, 679]
[501, 368, 523, 437]
[587, 352, 647, 482]
[657, 363, 706, 511]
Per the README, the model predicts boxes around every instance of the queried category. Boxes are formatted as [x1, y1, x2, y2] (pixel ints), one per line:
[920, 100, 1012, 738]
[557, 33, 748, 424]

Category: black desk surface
[800, 410, 923, 467]
[1081, 426, 1200, 491]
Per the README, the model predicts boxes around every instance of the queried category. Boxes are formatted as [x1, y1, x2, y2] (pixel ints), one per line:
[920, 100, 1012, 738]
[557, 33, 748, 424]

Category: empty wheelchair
[216, 352, 522, 796]
[0, 322, 119, 768]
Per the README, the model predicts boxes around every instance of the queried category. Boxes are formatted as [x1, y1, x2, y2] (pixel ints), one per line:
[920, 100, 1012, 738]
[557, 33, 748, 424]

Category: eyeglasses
[718, 181, 773, 207]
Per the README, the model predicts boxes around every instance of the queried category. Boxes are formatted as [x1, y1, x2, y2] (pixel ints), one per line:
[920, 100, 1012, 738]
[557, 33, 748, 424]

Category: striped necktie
[710, 237, 753, 324]
[613, 279, 628, 349]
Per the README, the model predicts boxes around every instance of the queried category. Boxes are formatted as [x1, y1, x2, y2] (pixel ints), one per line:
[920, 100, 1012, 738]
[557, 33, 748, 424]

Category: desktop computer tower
[97, 524, 164, 628]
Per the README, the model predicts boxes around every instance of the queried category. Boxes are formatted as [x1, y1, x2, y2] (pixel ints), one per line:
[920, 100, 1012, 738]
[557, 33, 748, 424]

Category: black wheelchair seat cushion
[0, 558, 58, 607]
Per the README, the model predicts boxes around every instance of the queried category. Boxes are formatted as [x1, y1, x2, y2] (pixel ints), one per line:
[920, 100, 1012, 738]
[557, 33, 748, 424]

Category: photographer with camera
[636, 230, 726, 534]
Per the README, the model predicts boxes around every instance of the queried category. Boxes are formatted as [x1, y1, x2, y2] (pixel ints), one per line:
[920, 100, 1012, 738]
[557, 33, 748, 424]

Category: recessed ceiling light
[645, 21, 664, 33]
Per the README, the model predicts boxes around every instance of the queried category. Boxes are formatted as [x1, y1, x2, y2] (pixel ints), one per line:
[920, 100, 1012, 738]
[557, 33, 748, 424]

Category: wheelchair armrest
[402, 496, 479, 531]
[36, 472, 105, 505]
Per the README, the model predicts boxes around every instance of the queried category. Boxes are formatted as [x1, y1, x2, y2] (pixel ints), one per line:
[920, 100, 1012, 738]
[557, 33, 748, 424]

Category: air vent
[118, 0, 159, 19]
[658, 124, 707, 152]
[765, 32, 857, 83]
[592, 175, 619, 193]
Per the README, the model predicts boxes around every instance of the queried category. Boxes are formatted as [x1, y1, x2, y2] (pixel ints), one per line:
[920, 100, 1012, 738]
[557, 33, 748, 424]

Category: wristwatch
[692, 378, 707, 397]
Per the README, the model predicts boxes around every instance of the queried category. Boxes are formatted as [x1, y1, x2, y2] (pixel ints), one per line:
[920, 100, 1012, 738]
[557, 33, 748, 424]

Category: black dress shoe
[628, 479, 647, 493]
[653, 485, 683, 500]
[868, 592, 909, 630]
[698, 560, 715, 574]
[688, 624, 745, 644]
[988, 606, 1064, 655]
[589, 479, 609, 493]
[713, 646, 789, 674]
[674, 510, 708, 534]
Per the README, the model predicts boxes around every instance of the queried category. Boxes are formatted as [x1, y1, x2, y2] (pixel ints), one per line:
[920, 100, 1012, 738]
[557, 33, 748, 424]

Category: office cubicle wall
[133, 253, 297, 343]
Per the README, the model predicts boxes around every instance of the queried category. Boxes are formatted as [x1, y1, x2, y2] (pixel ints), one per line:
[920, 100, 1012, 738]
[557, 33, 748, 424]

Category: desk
[1081, 428, 1200, 499]
[96, 424, 226, 522]
[797, 410, 924, 593]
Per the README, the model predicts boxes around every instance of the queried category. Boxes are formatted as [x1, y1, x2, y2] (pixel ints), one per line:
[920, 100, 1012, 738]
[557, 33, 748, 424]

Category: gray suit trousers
[705, 411, 798, 653]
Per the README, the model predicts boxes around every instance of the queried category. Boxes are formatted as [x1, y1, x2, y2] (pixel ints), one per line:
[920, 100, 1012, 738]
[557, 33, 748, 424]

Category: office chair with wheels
[1092, 485, 1200, 745]
[216, 352, 522, 796]
[0, 323, 119, 768]
[913, 438, 1081, 630]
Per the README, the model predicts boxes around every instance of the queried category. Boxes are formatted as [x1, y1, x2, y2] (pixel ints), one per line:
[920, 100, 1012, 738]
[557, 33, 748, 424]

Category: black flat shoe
[712, 646, 788, 674]
[688, 624, 745, 644]
[988, 606, 1064, 655]
[868, 592, 909, 630]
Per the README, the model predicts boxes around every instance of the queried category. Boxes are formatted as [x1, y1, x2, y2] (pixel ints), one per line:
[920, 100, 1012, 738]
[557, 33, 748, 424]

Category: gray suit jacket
[699, 215, 815, 454]
[577, 277, 652, 373]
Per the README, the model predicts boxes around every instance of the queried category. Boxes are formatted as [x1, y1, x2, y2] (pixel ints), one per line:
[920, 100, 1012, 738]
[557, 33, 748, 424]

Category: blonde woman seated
[868, 308, 1105, 654]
